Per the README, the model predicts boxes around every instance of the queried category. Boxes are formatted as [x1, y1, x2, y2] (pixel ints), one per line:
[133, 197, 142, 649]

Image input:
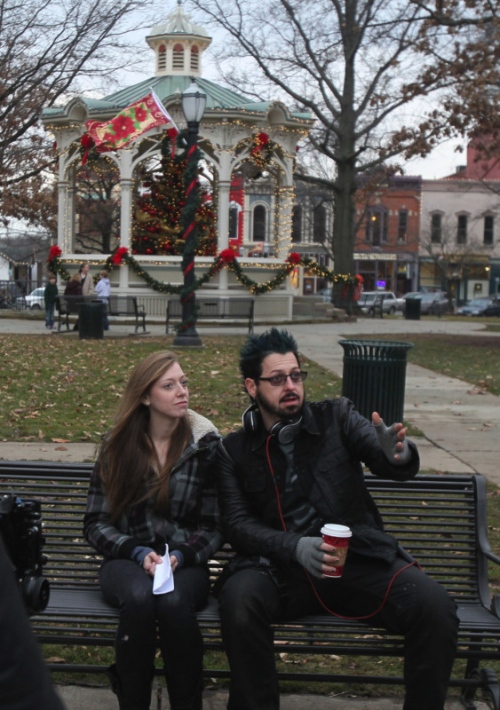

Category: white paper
[152, 547, 174, 595]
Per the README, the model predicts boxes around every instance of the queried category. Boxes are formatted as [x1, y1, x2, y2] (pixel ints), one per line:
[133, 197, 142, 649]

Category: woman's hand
[143, 551, 163, 576]
[169, 554, 179, 573]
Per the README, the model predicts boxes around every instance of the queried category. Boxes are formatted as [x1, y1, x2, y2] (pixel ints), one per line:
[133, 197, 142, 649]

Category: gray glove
[374, 417, 411, 465]
[294, 537, 324, 578]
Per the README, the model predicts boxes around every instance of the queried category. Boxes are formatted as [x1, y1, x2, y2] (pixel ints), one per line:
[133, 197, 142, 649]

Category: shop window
[457, 214, 468, 244]
[365, 208, 388, 245]
[313, 204, 326, 243]
[430, 213, 442, 243]
[484, 215, 494, 246]
[398, 210, 408, 242]
[292, 205, 302, 243]
[253, 205, 266, 241]
[229, 206, 238, 240]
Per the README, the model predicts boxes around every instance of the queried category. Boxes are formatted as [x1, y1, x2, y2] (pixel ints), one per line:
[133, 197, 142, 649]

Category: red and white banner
[85, 90, 178, 153]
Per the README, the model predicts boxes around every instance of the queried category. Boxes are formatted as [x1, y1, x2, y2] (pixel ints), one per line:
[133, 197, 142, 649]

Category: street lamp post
[173, 80, 207, 348]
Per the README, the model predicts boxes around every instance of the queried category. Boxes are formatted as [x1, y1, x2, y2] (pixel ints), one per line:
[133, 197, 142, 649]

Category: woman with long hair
[84, 351, 222, 710]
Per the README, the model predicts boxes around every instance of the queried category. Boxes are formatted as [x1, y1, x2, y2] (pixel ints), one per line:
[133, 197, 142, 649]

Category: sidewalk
[1, 313, 498, 709]
[54, 685, 489, 709]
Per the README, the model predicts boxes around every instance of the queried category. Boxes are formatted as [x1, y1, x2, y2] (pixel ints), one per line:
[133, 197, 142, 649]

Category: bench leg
[135, 315, 146, 334]
[461, 661, 500, 710]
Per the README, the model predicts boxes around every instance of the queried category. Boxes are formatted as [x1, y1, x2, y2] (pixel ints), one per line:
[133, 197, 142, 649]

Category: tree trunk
[332, 162, 356, 276]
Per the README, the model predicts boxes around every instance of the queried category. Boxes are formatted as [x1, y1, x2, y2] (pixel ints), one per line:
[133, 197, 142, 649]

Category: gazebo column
[275, 158, 295, 259]
[66, 165, 77, 252]
[57, 177, 69, 252]
[119, 151, 133, 291]
[216, 150, 233, 292]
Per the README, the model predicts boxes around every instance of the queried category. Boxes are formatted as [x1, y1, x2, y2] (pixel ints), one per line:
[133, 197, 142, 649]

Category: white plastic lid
[321, 523, 352, 538]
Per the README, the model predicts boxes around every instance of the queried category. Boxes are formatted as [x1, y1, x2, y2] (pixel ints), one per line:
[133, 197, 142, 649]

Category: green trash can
[404, 297, 421, 321]
[78, 301, 104, 340]
[339, 339, 413, 423]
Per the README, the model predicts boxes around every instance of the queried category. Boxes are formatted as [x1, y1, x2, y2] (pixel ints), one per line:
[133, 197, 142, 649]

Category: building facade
[420, 143, 500, 302]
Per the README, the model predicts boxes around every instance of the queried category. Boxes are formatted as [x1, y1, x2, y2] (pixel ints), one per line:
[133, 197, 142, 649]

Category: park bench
[56, 295, 147, 333]
[166, 296, 255, 334]
[107, 295, 147, 334]
[55, 295, 85, 331]
[2, 461, 500, 708]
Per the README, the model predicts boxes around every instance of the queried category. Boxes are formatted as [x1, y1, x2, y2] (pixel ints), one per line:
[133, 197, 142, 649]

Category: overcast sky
[93, 3, 471, 184]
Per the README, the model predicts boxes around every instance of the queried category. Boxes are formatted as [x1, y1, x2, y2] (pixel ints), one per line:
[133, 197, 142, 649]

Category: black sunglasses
[257, 371, 308, 387]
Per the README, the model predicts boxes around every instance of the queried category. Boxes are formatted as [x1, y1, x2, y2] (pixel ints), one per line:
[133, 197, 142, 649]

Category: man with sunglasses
[215, 327, 458, 710]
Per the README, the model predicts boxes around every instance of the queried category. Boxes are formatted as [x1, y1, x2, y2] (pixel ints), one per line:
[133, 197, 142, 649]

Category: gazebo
[42, 1, 313, 319]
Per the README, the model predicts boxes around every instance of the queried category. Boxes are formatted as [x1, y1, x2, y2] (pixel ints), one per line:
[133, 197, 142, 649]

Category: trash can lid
[339, 339, 413, 359]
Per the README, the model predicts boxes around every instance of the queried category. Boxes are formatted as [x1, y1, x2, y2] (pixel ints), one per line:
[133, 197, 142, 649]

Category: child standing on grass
[95, 270, 111, 331]
[44, 274, 58, 330]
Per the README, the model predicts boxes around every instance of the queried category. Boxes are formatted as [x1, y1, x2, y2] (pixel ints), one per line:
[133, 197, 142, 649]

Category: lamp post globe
[173, 80, 207, 348]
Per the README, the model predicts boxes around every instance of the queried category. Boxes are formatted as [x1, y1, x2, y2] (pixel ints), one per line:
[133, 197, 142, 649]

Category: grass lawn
[368, 331, 500, 396]
[0, 334, 341, 443]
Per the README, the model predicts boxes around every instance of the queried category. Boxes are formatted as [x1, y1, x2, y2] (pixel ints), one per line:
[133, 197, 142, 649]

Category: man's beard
[255, 388, 304, 423]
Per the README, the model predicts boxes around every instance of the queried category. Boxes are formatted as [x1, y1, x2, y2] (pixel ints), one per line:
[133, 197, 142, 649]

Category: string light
[47, 247, 359, 295]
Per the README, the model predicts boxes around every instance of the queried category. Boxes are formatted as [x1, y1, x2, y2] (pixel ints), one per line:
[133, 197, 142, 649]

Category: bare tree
[74, 160, 121, 254]
[0, 0, 162, 221]
[190, 0, 500, 275]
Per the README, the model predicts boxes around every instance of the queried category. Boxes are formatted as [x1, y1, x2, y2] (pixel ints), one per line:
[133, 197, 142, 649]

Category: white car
[16, 287, 46, 310]
[357, 291, 405, 315]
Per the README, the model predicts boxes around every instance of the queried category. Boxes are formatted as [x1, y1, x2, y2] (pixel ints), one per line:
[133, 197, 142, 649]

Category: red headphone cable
[265, 434, 418, 621]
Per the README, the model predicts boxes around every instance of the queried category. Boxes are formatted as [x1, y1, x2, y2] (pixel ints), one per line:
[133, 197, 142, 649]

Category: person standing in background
[95, 270, 111, 331]
[79, 262, 95, 296]
[44, 274, 58, 330]
[64, 273, 83, 331]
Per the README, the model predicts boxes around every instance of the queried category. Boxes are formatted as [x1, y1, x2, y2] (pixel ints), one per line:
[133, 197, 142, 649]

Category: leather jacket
[217, 397, 419, 568]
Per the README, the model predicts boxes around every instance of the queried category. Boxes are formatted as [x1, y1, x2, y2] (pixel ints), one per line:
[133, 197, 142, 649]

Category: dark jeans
[0, 536, 66, 710]
[100, 560, 209, 710]
[218, 554, 459, 710]
[45, 304, 55, 328]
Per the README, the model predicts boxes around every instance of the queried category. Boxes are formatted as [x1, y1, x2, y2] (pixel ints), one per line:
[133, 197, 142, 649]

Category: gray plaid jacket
[83, 410, 223, 567]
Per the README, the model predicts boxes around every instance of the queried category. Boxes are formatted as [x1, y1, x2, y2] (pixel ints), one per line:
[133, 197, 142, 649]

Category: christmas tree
[132, 131, 217, 256]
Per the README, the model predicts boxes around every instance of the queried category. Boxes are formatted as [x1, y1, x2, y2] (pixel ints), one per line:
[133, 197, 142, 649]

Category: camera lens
[22, 575, 50, 615]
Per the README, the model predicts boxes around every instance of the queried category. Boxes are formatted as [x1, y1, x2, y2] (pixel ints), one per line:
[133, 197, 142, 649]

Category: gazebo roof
[43, 1, 312, 128]
[42, 75, 312, 126]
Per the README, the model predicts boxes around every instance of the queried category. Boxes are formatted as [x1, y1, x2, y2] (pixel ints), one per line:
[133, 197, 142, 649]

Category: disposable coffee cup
[321, 523, 352, 578]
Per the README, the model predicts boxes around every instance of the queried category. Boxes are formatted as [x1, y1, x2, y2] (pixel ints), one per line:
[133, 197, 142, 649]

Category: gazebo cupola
[146, 1, 212, 77]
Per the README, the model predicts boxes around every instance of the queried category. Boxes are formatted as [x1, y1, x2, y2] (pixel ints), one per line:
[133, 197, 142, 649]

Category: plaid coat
[83, 410, 223, 567]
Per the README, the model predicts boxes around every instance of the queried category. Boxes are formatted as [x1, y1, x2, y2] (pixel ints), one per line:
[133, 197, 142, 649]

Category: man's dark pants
[218, 553, 459, 710]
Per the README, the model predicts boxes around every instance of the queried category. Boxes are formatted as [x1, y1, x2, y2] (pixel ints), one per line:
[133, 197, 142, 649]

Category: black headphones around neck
[242, 404, 302, 445]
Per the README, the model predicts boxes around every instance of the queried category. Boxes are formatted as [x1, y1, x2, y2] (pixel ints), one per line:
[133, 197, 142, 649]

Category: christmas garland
[48, 245, 362, 296]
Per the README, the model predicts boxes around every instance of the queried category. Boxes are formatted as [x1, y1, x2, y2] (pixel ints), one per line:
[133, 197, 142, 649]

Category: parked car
[316, 287, 333, 302]
[483, 300, 500, 317]
[357, 291, 405, 315]
[457, 297, 499, 316]
[16, 287, 45, 310]
[402, 291, 422, 301]
[410, 291, 452, 315]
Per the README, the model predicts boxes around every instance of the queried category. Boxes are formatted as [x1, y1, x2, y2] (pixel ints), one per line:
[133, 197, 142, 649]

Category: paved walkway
[0, 313, 497, 709]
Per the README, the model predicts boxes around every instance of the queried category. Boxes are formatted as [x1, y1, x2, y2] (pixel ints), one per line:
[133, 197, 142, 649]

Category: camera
[0, 493, 50, 615]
